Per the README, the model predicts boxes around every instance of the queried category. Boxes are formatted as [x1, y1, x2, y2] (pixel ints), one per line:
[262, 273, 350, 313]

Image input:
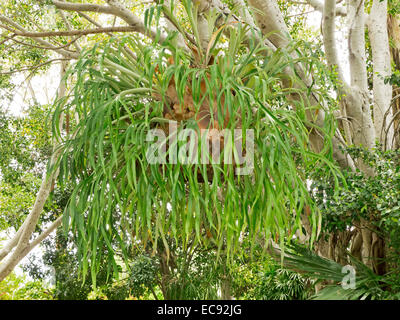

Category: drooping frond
[51, 3, 341, 283]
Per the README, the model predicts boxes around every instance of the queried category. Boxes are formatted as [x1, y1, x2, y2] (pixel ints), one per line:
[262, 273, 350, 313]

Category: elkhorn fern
[51, 2, 340, 283]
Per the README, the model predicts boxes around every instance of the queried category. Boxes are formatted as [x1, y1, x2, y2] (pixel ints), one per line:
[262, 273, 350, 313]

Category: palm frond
[270, 242, 392, 300]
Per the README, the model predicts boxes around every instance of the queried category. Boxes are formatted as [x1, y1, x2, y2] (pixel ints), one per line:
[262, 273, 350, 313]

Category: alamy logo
[341, 265, 356, 290]
[145, 121, 254, 175]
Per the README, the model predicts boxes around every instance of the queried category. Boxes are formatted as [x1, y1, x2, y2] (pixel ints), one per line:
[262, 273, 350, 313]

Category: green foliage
[311, 146, 400, 235]
[0, 0, 51, 86]
[251, 268, 310, 300]
[308, 146, 400, 298]
[0, 103, 70, 299]
[230, 247, 312, 300]
[384, 68, 400, 87]
[275, 243, 400, 300]
[0, 272, 53, 300]
[278, 0, 320, 41]
[38, 230, 112, 300]
[0, 104, 54, 230]
[0, 104, 52, 183]
[389, 0, 400, 15]
[51, 2, 341, 283]
[162, 248, 222, 300]
[0, 174, 39, 230]
[128, 255, 159, 297]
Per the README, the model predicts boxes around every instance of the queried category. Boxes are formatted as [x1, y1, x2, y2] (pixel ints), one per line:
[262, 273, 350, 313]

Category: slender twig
[0, 58, 70, 75]
[4, 26, 144, 38]
[287, 9, 316, 18]
[8, 35, 81, 51]
[57, 3, 82, 52]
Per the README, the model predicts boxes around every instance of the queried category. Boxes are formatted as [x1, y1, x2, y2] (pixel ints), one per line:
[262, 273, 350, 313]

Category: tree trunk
[0, 60, 68, 282]
[388, 14, 400, 149]
[220, 277, 232, 300]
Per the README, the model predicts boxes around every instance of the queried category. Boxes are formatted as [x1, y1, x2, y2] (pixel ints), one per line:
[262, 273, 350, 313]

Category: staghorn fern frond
[51, 3, 342, 284]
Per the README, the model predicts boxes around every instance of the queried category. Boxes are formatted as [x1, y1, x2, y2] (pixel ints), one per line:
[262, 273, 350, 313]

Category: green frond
[50, 4, 342, 284]
[271, 243, 390, 300]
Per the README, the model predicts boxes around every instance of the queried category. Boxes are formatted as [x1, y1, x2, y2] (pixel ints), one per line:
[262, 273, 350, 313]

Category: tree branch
[52, 0, 166, 43]
[343, 0, 376, 157]
[0, 14, 79, 59]
[57, 0, 82, 52]
[0, 61, 68, 282]
[24, 216, 63, 254]
[368, 0, 393, 147]
[5, 26, 148, 38]
[0, 58, 70, 75]
[247, 0, 291, 49]
[348, 0, 368, 91]
[322, 0, 346, 83]
[247, 0, 355, 170]
[6, 35, 80, 52]
[231, 0, 275, 49]
[52, 0, 120, 15]
[305, 0, 347, 16]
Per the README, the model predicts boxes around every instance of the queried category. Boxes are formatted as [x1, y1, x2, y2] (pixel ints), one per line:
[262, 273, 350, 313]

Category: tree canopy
[1, 0, 400, 300]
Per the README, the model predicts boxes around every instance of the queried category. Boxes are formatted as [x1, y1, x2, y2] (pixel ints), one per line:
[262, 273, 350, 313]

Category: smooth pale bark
[0, 161, 58, 281]
[24, 217, 63, 253]
[348, 0, 369, 91]
[232, 0, 258, 29]
[52, 0, 122, 15]
[388, 15, 400, 149]
[320, 0, 383, 268]
[105, 0, 147, 33]
[231, 0, 276, 49]
[246, 0, 388, 273]
[346, 0, 375, 154]
[198, 18, 211, 54]
[368, 0, 394, 148]
[5, 26, 151, 38]
[306, 0, 347, 16]
[248, 0, 355, 170]
[322, 0, 353, 145]
[343, 0, 376, 175]
[163, 0, 187, 50]
[53, 0, 147, 33]
[197, 0, 276, 50]
[247, 0, 290, 49]
[199, 0, 231, 17]
[0, 222, 25, 261]
[53, 0, 165, 43]
[0, 217, 63, 277]
[322, 0, 345, 81]
[196, 0, 211, 52]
